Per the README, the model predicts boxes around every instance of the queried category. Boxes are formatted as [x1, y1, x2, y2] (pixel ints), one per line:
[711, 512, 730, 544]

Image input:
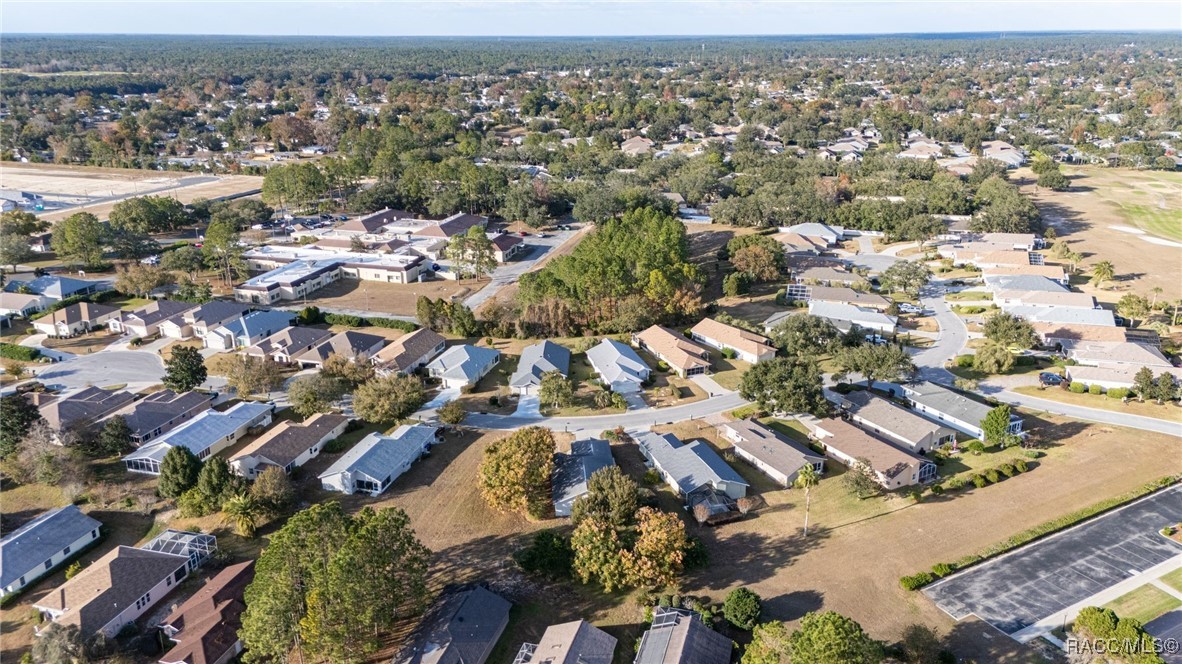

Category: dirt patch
[301, 278, 479, 317]
[42, 331, 121, 354]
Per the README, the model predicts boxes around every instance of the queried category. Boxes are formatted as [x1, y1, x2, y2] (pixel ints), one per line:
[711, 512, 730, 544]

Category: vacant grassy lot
[1160, 567, 1182, 594]
[303, 277, 480, 316]
[1022, 166, 1182, 299]
[1013, 385, 1182, 420]
[1103, 584, 1182, 625]
[42, 330, 121, 354]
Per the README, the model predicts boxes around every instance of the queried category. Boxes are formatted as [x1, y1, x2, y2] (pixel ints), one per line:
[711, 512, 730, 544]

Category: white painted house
[230, 413, 350, 478]
[318, 424, 440, 497]
[586, 339, 651, 394]
[1, 506, 102, 598]
[123, 402, 274, 474]
[425, 345, 501, 389]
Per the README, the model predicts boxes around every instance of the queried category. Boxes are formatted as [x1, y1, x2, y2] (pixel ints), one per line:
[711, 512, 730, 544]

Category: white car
[899, 303, 924, 314]
[864, 334, 890, 345]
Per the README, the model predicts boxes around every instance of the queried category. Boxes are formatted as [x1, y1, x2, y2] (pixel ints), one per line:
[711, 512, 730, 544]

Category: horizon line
[6, 28, 1181, 38]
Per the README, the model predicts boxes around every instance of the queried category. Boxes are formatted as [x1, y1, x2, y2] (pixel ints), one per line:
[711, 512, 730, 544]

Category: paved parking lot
[925, 486, 1182, 635]
[1146, 610, 1182, 663]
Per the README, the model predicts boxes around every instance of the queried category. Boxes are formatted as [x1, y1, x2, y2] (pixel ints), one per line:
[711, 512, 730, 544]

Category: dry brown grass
[41, 331, 121, 354]
[303, 278, 479, 316]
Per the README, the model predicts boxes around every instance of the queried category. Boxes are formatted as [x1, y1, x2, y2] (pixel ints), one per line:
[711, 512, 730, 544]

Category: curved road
[460, 392, 748, 434]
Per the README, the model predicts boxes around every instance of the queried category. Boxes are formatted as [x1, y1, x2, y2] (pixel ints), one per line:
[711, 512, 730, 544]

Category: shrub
[1023, 450, 1042, 459]
[929, 483, 944, 496]
[900, 572, 934, 590]
[64, 561, 83, 579]
[515, 529, 573, 579]
[946, 477, 966, 490]
[0, 343, 40, 361]
[367, 317, 416, 331]
[998, 463, 1016, 478]
[642, 469, 661, 485]
[931, 563, 954, 578]
[1014, 459, 1029, 473]
[965, 440, 985, 455]
[297, 306, 323, 324]
[984, 469, 1001, 483]
[683, 536, 710, 570]
[1107, 387, 1130, 400]
[324, 313, 365, 327]
[955, 354, 974, 368]
[908, 488, 924, 503]
[1088, 383, 1104, 395]
[128, 336, 143, 347]
[971, 475, 988, 488]
[723, 587, 762, 630]
[488, 395, 500, 406]
[656, 360, 670, 372]
[1069, 382, 1087, 393]
[721, 347, 737, 360]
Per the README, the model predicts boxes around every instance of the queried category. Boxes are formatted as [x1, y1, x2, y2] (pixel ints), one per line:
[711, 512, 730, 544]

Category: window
[19, 576, 25, 586]
[135, 591, 152, 610]
[62, 546, 70, 555]
[44, 560, 52, 570]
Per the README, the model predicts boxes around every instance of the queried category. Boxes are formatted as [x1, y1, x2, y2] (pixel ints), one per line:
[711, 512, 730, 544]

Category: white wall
[2, 528, 100, 597]
[97, 563, 187, 638]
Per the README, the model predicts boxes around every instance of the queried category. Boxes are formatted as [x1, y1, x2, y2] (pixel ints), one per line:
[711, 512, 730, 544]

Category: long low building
[235, 246, 428, 304]
[689, 318, 777, 364]
[807, 300, 897, 334]
[230, 413, 351, 478]
[552, 439, 616, 517]
[123, 402, 275, 475]
[1, 506, 102, 598]
[718, 419, 824, 487]
[840, 391, 957, 454]
[811, 417, 936, 489]
[899, 381, 1023, 440]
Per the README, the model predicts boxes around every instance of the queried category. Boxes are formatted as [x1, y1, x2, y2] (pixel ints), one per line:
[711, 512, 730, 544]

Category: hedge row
[901, 475, 1179, 591]
[321, 312, 417, 331]
[0, 343, 40, 361]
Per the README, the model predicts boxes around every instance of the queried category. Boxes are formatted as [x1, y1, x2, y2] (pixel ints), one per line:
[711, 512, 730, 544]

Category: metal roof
[123, 401, 273, 462]
[0, 506, 102, 588]
[426, 345, 501, 383]
[586, 339, 649, 386]
[637, 432, 748, 495]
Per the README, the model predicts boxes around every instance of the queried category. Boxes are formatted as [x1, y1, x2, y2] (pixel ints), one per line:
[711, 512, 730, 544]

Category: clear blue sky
[3, 1, 1179, 36]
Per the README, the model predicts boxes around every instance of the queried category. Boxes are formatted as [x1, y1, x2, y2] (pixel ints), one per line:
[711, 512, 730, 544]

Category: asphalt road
[911, 282, 968, 382]
[463, 230, 577, 310]
[924, 485, 1182, 634]
[1146, 611, 1182, 664]
[980, 381, 1182, 437]
[464, 391, 748, 435]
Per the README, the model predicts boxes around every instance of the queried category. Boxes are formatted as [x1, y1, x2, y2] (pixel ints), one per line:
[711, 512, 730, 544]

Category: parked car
[1039, 372, 1064, 387]
[899, 303, 923, 314]
[864, 334, 889, 345]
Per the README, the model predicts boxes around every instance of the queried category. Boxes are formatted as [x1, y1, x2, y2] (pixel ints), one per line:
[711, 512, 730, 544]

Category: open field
[1104, 584, 1182, 625]
[1021, 166, 1182, 300]
[1013, 385, 1182, 420]
[300, 277, 480, 317]
[0, 162, 263, 223]
[1161, 568, 1182, 594]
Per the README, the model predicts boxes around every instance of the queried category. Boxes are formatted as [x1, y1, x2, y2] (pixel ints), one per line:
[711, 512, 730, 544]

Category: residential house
[586, 339, 651, 394]
[689, 318, 776, 364]
[514, 620, 617, 664]
[634, 607, 732, 664]
[1064, 364, 1182, 392]
[982, 274, 1069, 295]
[426, 345, 501, 389]
[203, 310, 295, 351]
[620, 136, 655, 156]
[5, 275, 104, 302]
[243, 326, 334, 363]
[491, 233, 526, 262]
[1, 506, 102, 598]
[510, 341, 572, 396]
[158, 561, 255, 664]
[981, 140, 1027, 168]
[0, 292, 46, 318]
[1001, 305, 1115, 328]
[123, 402, 274, 474]
[319, 424, 440, 497]
[770, 231, 828, 254]
[396, 586, 511, 664]
[552, 439, 616, 517]
[636, 432, 748, 503]
[811, 418, 937, 489]
[295, 330, 386, 368]
[981, 265, 1069, 286]
[159, 301, 253, 340]
[632, 325, 711, 378]
[229, 413, 349, 479]
[372, 328, 447, 376]
[108, 300, 199, 338]
[105, 390, 214, 445]
[779, 223, 845, 246]
[33, 546, 190, 638]
[840, 391, 957, 453]
[792, 266, 866, 288]
[33, 386, 136, 432]
[977, 232, 1040, 251]
[1032, 322, 1129, 347]
[790, 285, 890, 310]
[31, 302, 121, 337]
[1060, 340, 1174, 371]
[412, 213, 488, 240]
[900, 381, 1023, 440]
[718, 419, 824, 487]
[806, 301, 897, 334]
[994, 290, 1098, 311]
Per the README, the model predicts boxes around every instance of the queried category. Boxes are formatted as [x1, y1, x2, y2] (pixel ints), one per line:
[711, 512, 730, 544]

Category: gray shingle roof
[108, 390, 213, 439]
[400, 586, 512, 664]
[318, 424, 439, 484]
[637, 432, 748, 495]
[902, 381, 994, 427]
[807, 301, 897, 329]
[37, 386, 136, 430]
[720, 419, 823, 481]
[118, 299, 199, 327]
[635, 608, 732, 664]
[552, 439, 615, 510]
[1, 506, 102, 589]
[842, 392, 956, 445]
[426, 345, 501, 384]
[529, 620, 617, 664]
[510, 341, 572, 388]
[586, 339, 649, 386]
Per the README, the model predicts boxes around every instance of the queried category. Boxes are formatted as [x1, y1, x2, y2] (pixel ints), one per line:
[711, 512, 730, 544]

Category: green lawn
[1159, 568, 1182, 595]
[707, 349, 750, 391]
[943, 291, 992, 302]
[1119, 204, 1182, 243]
[1103, 584, 1182, 625]
[760, 417, 815, 446]
[1012, 386, 1182, 420]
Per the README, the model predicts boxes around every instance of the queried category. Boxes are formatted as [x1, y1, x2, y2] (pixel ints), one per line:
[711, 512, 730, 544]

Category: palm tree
[794, 464, 820, 537]
[1173, 300, 1182, 327]
[1151, 287, 1163, 310]
[222, 493, 261, 538]
[1091, 261, 1115, 288]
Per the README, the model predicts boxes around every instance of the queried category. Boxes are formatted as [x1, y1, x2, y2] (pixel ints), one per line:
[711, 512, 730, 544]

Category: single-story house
[490, 233, 526, 262]
[108, 300, 199, 339]
[123, 402, 274, 474]
[243, 326, 334, 363]
[1060, 340, 1173, 371]
[792, 266, 866, 288]
[230, 413, 350, 478]
[0, 292, 46, 318]
[797, 285, 891, 310]
[514, 620, 617, 664]
[1064, 365, 1182, 392]
[981, 264, 1069, 286]
[372, 328, 447, 376]
[295, 330, 386, 368]
[32, 302, 121, 338]
[159, 301, 254, 340]
[807, 301, 897, 334]
[203, 309, 296, 351]
[811, 418, 937, 489]
[982, 274, 1069, 295]
[426, 345, 501, 389]
[412, 212, 488, 240]
[993, 290, 1097, 311]
[1, 505, 102, 598]
[1033, 322, 1130, 347]
[509, 340, 572, 395]
[319, 424, 440, 497]
[977, 232, 1040, 251]
[105, 389, 214, 446]
[1003, 305, 1115, 328]
[718, 419, 824, 487]
[636, 432, 748, 503]
[632, 325, 711, 377]
[395, 586, 511, 664]
[552, 439, 616, 517]
[778, 223, 845, 246]
[33, 546, 190, 638]
[634, 607, 732, 664]
[900, 381, 1023, 440]
[5, 275, 104, 302]
[158, 561, 255, 664]
[33, 386, 137, 432]
[771, 231, 828, 254]
[586, 339, 651, 394]
[840, 391, 957, 453]
[620, 136, 655, 156]
[689, 318, 776, 364]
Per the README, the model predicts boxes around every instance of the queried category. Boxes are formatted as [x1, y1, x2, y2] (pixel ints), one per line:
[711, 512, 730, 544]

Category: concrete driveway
[514, 394, 541, 417]
[36, 350, 165, 391]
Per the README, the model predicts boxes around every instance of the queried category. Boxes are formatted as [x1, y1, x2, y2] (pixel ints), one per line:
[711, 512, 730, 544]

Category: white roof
[586, 339, 649, 385]
[425, 345, 500, 383]
[123, 401, 272, 462]
[807, 301, 897, 328]
[319, 424, 438, 483]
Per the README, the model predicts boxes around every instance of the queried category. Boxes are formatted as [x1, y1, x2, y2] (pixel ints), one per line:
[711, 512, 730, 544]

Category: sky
[2, 0, 1179, 37]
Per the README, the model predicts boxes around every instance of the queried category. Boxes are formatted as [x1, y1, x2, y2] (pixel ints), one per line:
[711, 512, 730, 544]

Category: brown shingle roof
[689, 318, 775, 359]
[633, 325, 710, 372]
[231, 413, 349, 468]
[159, 561, 255, 664]
[372, 328, 446, 374]
[38, 302, 119, 327]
